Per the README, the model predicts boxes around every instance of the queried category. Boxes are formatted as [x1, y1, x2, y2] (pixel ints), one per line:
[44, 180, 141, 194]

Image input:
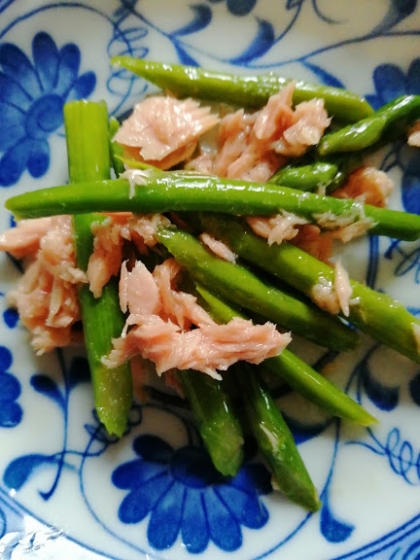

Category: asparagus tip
[360, 411, 379, 427]
[110, 55, 123, 66]
[272, 477, 322, 512]
[5, 198, 21, 220]
[110, 55, 133, 68]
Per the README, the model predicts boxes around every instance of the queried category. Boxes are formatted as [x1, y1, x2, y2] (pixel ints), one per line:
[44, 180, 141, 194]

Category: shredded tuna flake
[408, 122, 420, 147]
[106, 256, 290, 378]
[114, 96, 219, 169]
[200, 233, 237, 263]
[247, 212, 308, 245]
[311, 277, 340, 315]
[334, 259, 352, 317]
[121, 168, 149, 198]
[334, 167, 394, 208]
[314, 205, 375, 243]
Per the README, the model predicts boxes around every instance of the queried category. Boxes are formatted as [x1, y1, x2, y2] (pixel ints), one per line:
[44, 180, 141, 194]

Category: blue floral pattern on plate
[112, 435, 270, 553]
[1, 0, 420, 558]
[366, 60, 420, 216]
[205, 0, 257, 17]
[0, 345, 21, 428]
[0, 31, 95, 187]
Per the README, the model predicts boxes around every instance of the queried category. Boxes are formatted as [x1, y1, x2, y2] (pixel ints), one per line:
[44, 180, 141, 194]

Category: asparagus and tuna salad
[1, 58, 420, 512]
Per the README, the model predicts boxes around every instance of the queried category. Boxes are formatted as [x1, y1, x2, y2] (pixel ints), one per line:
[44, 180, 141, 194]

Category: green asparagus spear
[318, 95, 420, 156]
[111, 56, 373, 122]
[178, 370, 244, 477]
[234, 363, 321, 512]
[270, 161, 340, 192]
[271, 111, 413, 194]
[7, 169, 420, 241]
[64, 101, 133, 437]
[198, 213, 420, 365]
[155, 225, 358, 351]
[196, 284, 376, 426]
[109, 116, 126, 176]
[270, 154, 363, 193]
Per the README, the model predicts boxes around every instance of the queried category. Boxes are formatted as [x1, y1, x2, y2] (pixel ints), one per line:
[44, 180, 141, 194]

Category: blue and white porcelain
[0, 1, 420, 558]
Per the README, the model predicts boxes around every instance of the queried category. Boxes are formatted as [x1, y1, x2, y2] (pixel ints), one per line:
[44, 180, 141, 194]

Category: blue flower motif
[366, 59, 420, 215]
[206, 0, 257, 17]
[366, 59, 420, 110]
[0, 345, 22, 427]
[0, 31, 96, 187]
[112, 435, 271, 553]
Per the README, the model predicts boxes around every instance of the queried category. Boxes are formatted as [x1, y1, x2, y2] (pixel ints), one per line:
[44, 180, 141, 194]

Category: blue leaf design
[134, 434, 174, 463]
[147, 482, 185, 550]
[32, 32, 59, 94]
[204, 490, 242, 551]
[0, 137, 33, 187]
[407, 306, 420, 316]
[0, 1, 14, 14]
[54, 43, 81, 97]
[229, 18, 275, 64]
[0, 72, 32, 112]
[3, 307, 19, 328]
[181, 490, 209, 553]
[365, 93, 383, 111]
[68, 356, 90, 390]
[402, 171, 420, 215]
[0, 345, 12, 371]
[113, 438, 270, 551]
[0, 42, 41, 98]
[303, 61, 345, 88]
[113, 0, 138, 21]
[372, 0, 417, 33]
[227, 0, 257, 16]
[409, 373, 420, 407]
[67, 71, 96, 101]
[287, 0, 304, 8]
[361, 362, 399, 411]
[0, 367, 22, 427]
[407, 58, 420, 95]
[320, 499, 354, 543]
[216, 484, 268, 528]
[0, 372, 20, 401]
[173, 42, 200, 67]
[0, 506, 5, 539]
[284, 414, 331, 444]
[373, 64, 407, 104]
[0, 400, 22, 428]
[393, 0, 418, 17]
[3, 454, 54, 490]
[170, 4, 212, 37]
[0, 33, 95, 186]
[27, 139, 50, 179]
[231, 462, 272, 495]
[30, 374, 65, 411]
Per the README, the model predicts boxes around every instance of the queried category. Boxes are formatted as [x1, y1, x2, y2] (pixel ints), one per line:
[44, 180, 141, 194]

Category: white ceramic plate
[1, 1, 420, 558]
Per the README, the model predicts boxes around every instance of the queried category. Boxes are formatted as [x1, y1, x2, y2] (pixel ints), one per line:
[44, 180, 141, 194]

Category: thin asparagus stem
[7, 169, 420, 241]
[234, 363, 321, 512]
[198, 213, 420, 365]
[178, 369, 244, 477]
[155, 225, 358, 351]
[318, 95, 420, 156]
[195, 284, 376, 426]
[64, 100, 133, 437]
[111, 56, 373, 122]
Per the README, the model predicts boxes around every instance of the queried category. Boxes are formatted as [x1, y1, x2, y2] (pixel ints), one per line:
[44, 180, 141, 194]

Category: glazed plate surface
[0, 1, 420, 558]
